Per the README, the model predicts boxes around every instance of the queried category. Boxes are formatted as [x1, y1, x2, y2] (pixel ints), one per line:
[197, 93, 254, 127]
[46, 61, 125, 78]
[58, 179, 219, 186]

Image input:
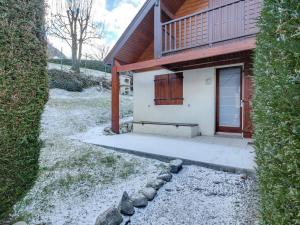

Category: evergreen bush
[0, 0, 48, 219]
[253, 0, 300, 224]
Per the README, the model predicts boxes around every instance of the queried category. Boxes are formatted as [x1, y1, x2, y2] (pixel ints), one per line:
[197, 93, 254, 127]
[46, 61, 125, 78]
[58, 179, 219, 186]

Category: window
[154, 73, 183, 105]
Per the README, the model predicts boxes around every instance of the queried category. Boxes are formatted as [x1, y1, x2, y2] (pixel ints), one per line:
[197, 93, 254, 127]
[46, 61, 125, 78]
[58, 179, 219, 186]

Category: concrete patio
[72, 131, 256, 175]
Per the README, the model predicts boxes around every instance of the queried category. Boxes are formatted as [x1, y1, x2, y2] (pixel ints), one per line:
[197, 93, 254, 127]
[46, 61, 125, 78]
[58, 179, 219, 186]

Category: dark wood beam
[111, 61, 120, 134]
[154, 0, 162, 58]
[116, 37, 256, 72]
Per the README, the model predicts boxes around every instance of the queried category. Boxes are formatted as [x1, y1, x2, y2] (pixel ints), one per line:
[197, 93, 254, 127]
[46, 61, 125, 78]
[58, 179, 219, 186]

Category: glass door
[216, 67, 242, 133]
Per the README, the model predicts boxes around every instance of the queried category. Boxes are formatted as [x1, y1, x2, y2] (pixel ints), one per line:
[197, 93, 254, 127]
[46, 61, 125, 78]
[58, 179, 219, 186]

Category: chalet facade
[104, 0, 262, 138]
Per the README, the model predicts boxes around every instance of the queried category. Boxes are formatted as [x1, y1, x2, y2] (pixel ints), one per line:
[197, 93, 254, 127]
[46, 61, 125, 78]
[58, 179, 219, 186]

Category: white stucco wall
[133, 67, 216, 136]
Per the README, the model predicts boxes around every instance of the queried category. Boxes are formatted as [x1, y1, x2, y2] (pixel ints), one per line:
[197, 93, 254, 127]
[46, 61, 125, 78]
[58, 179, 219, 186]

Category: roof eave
[104, 0, 156, 66]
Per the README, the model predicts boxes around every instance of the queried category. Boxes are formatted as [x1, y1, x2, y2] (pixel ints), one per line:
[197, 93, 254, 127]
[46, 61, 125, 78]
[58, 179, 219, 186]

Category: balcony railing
[161, 0, 261, 55]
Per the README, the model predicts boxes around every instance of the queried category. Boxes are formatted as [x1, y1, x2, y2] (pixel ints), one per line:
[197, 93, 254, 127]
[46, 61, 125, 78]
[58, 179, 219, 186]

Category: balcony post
[154, 0, 162, 58]
[111, 60, 120, 134]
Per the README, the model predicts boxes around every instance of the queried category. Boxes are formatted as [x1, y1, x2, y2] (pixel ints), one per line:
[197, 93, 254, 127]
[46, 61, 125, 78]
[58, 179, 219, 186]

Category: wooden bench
[133, 121, 200, 138]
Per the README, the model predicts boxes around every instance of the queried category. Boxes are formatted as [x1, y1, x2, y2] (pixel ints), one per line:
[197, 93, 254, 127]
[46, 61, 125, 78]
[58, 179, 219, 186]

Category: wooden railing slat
[179, 21, 182, 49]
[161, 0, 260, 54]
[184, 18, 187, 48]
[174, 21, 177, 50]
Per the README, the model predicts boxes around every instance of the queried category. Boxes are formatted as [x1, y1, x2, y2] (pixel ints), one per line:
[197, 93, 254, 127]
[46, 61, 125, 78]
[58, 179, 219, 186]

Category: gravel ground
[128, 166, 259, 225]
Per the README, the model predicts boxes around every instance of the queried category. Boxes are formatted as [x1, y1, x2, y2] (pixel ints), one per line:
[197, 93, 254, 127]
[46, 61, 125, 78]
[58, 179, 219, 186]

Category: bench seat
[133, 121, 200, 138]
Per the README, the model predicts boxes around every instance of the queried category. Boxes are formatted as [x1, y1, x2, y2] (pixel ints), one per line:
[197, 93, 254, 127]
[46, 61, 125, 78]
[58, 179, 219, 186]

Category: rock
[118, 191, 135, 216]
[131, 193, 148, 208]
[165, 188, 173, 192]
[213, 180, 222, 184]
[120, 126, 128, 133]
[146, 179, 165, 190]
[194, 187, 204, 192]
[13, 222, 28, 225]
[119, 122, 133, 134]
[235, 181, 241, 185]
[240, 174, 248, 180]
[103, 127, 116, 136]
[123, 217, 131, 225]
[204, 191, 218, 196]
[157, 172, 172, 182]
[94, 207, 123, 225]
[140, 187, 157, 201]
[169, 159, 183, 173]
[176, 186, 183, 192]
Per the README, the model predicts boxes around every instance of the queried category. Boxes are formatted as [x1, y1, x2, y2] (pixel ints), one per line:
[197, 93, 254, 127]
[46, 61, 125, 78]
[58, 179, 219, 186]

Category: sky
[47, 0, 146, 58]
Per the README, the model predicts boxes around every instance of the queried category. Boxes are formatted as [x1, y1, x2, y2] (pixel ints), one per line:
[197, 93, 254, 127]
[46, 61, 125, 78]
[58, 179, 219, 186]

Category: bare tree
[49, 0, 104, 72]
[87, 43, 110, 61]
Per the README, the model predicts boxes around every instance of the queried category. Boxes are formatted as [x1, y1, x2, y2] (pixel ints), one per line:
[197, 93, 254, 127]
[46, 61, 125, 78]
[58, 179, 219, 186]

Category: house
[119, 73, 133, 95]
[104, 0, 262, 138]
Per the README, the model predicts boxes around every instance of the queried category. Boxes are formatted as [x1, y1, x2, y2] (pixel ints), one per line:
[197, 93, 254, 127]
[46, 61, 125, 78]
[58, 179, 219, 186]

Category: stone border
[94, 159, 183, 225]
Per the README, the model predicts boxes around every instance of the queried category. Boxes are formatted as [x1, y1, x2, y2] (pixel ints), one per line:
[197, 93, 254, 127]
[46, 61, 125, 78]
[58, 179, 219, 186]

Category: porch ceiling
[165, 50, 254, 71]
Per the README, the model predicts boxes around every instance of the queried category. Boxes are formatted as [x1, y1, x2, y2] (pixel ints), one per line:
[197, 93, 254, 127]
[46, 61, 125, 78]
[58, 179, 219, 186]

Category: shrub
[48, 58, 111, 73]
[48, 69, 84, 92]
[48, 69, 111, 92]
[253, 0, 300, 224]
[0, 0, 48, 220]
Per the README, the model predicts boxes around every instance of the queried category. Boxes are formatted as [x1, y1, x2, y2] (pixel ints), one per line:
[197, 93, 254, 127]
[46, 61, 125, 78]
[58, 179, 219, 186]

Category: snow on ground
[13, 88, 167, 225]
[129, 166, 259, 225]
[13, 87, 259, 225]
[48, 63, 111, 79]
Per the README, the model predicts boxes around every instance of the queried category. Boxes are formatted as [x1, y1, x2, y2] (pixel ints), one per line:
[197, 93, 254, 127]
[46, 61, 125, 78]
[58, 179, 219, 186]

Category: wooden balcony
[159, 0, 261, 55]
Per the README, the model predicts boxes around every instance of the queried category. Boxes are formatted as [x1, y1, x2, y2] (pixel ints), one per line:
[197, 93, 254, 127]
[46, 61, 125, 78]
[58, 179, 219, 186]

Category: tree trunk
[77, 40, 83, 70]
[71, 40, 80, 73]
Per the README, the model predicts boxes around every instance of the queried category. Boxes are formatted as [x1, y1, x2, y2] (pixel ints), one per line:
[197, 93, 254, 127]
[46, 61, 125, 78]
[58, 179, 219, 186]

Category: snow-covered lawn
[13, 87, 259, 225]
[13, 88, 167, 225]
[48, 63, 111, 79]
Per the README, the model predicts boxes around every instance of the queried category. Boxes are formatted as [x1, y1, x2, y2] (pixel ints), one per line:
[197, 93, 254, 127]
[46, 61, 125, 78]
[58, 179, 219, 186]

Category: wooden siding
[172, 0, 208, 50]
[176, 0, 208, 18]
[244, 0, 262, 34]
[138, 42, 154, 61]
[161, 0, 184, 17]
[115, 7, 154, 64]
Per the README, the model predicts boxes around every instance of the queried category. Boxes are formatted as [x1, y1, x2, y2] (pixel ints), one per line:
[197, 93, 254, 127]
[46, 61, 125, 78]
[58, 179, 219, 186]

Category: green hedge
[48, 58, 111, 73]
[253, 0, 300, 224]
[48, 69, 111, 92]
[0, 0, 48, 220]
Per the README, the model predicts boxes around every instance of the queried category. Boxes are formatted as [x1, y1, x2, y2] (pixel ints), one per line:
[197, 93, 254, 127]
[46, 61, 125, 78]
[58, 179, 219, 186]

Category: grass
[41, 147, 139, 189]
[13, 142, 141, 222]
[120, 161, 137, 178]
[12, 88, 163, 224]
